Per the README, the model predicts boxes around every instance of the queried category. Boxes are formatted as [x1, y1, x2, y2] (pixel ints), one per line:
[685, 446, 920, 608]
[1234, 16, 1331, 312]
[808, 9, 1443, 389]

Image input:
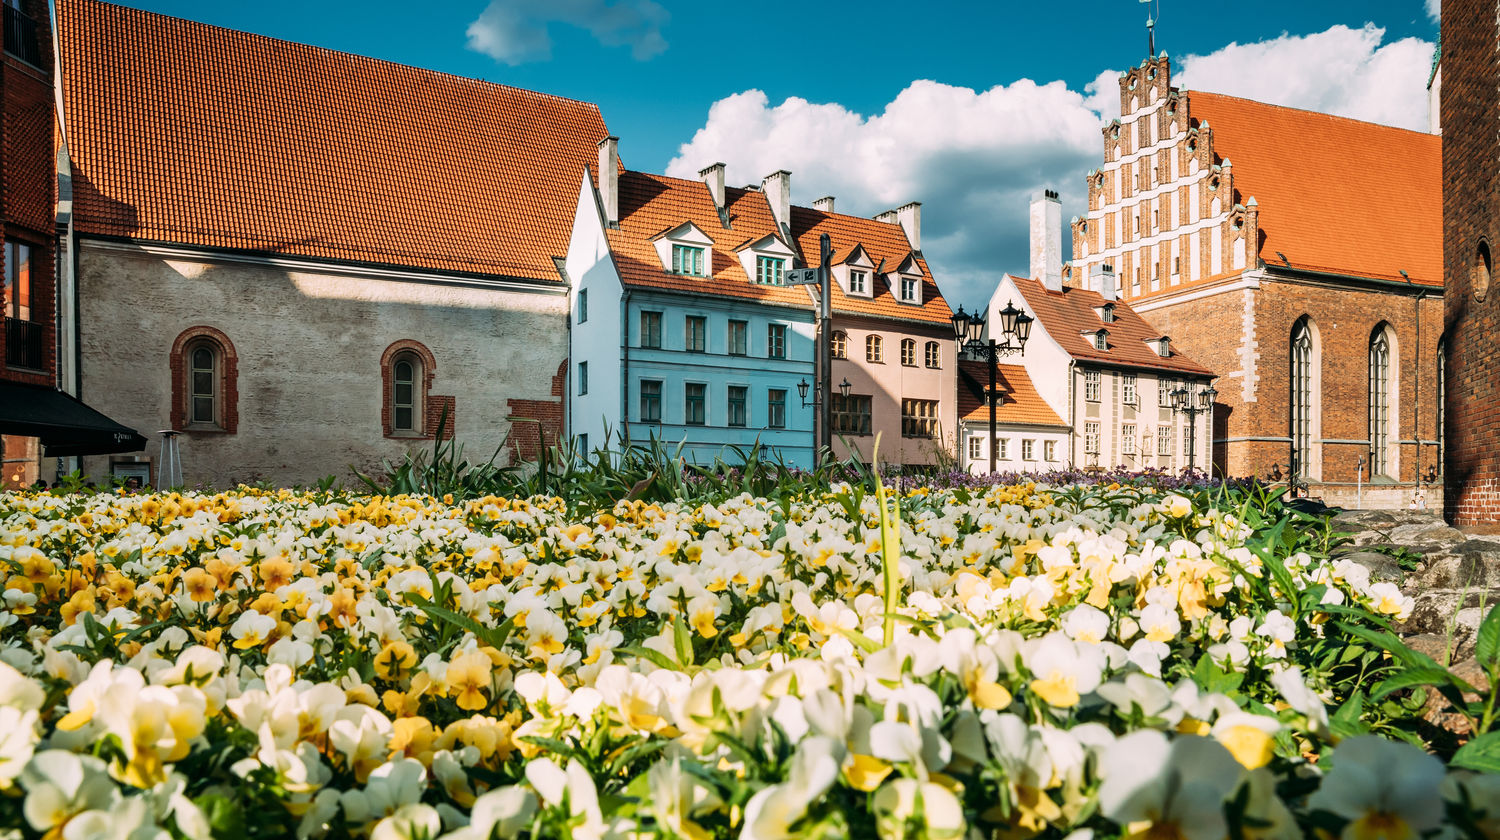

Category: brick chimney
[597, 137, 619, 225]
[762, 170, 791, 233]
[813, 196, 835, 213]
[699, 162, 726, 209]
[1030, 189, 1063, 291]
[895, 202, 921, 251]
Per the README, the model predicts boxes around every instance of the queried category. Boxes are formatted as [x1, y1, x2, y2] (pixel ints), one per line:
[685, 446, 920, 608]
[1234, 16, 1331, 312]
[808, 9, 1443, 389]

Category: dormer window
[849, 270, 868, 295]
[1097, 302, 1116, 323]
[755, 256, 785, 285]
[672, 244, 705, 276]
[1148, 336, 1172, 357]
[899, 276, 919, 303]
[1094, 330, 1109, 351]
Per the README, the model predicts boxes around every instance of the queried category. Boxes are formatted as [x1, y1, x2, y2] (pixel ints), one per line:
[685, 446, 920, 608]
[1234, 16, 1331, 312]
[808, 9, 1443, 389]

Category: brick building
[1440, 0, 1500, 523]
[1067, 54, 1443, 509]
[55, 0, 605, 487]
[0, 0, 143, 488]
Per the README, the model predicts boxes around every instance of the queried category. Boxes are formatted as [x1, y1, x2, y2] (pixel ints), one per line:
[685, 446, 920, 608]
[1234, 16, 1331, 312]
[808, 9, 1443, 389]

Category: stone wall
[77, 242, 568, 488]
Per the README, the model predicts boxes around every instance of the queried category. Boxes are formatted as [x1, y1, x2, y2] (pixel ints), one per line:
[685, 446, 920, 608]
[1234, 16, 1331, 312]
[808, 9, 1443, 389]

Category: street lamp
[1169, 382, 1217, 472]
[952, 302, 1034, 474]
[798, 376, 851, 408]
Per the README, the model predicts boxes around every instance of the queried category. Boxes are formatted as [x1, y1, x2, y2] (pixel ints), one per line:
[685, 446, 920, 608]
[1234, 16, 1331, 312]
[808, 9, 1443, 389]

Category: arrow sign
[784, 268, 819, 285]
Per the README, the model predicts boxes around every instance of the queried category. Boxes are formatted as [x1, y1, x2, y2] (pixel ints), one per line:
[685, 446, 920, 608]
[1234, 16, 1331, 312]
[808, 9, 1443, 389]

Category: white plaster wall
[960, 424, 1070, 474]
[77, 242, 568, 488]
[563, 175, 625, 452]
[987, 275, 1072, 427]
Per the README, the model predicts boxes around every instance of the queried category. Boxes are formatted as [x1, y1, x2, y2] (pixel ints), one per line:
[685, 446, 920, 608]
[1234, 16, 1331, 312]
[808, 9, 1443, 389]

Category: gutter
[1067, 359, 1076, 466]
[1270, 263, 1440, 295]
[621, 288, 631, 452]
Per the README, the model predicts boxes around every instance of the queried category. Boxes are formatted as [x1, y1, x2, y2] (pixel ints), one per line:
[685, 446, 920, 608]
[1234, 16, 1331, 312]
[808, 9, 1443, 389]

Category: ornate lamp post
[798, 377, 851, 408]
[1169, 382, 1217, 472]
[951, 301, 1033, 474]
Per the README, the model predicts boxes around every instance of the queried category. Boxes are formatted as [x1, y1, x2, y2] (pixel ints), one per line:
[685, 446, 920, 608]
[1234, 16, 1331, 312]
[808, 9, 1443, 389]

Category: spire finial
[1141, 0, 1160, 61]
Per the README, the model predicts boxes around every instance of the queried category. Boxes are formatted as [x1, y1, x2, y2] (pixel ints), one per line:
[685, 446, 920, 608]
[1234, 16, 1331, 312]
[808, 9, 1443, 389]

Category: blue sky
[118, 0, 1441, 308]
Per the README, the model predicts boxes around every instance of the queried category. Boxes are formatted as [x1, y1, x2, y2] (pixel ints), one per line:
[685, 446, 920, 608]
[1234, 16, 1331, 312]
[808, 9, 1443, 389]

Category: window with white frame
[1158, 377, 1175, 407]
[1085, 422, 1100, 454]
[832, 331, 848, 359]
[672, 244, 705, 276]
[1122, 373, 1137, 405]
[1085, 369, 1101, 402]
[1022, 439, 1035, 460]
[849, 270, 868, 295]
[1122, 423, 1136, 454]
[1094, 331, 1108, 351]
[900, 338, 917, 367]
[1157, 425, 1173, 456]
[866, 334, 884, 363]
[925, 341, 940, 368]
[768, 324, 787, 359]
[1183, 426, 1193, 461]
[900, 276, 919, 302]
[1043, 440, 1056, 461]
[968, 437, 982, 460]
[996, 438, 1008, 459]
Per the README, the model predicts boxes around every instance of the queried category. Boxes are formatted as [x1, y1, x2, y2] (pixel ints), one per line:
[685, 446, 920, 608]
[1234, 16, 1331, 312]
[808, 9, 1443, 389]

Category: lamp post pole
[1170, 382, 1217, 473]
[952, 301, 1033, 476]
[818, 233, 832, 465]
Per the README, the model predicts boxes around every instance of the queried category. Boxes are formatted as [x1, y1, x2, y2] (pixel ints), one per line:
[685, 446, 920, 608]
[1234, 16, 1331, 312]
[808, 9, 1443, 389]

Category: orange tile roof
[789, 207, 954, 325]
[606, 172, 819, 309]
[57, 0, 609, 281]
[1009, 275, 1214, 376]
[956, 361, 1066, 427]
[1187, 92, 1442, 286]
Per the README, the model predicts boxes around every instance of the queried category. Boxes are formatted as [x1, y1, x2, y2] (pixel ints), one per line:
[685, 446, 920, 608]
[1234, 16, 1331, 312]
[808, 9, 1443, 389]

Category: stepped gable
[955, 361, 1065, 426]
[604, 172, 815, 307]
[1010, 275, 1213, 376]
[57, 0, 608, 281]
[1188, 91, 1442, 286]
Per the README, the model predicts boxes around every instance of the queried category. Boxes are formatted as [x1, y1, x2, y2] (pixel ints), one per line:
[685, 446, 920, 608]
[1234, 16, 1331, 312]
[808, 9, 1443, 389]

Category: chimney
[1090, 262, 1117, 301]
[762, 170, 791, 233]
[597, 137, 619, 225]
[1030, 189, 1063, 291]
[812, 196, 835, 213]
[699, 162, 726, 209]
[874, 209, 898, 224]
[895, 202, 921, 251]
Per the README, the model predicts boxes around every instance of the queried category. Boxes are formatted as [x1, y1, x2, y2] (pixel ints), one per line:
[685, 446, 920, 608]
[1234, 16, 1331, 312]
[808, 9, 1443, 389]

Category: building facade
[956, 360, 1070, 475]
[1067, 54, 1443, 508]
[57, 0, 599, 487]
[1441, 0, 1500, 523]
[565, 156, 955, 469]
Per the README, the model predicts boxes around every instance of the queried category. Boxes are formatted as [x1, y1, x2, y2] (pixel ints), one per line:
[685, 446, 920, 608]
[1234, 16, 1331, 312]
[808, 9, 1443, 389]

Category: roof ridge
[62, 0, 604, 113]
[1186, 89, 1437, 139]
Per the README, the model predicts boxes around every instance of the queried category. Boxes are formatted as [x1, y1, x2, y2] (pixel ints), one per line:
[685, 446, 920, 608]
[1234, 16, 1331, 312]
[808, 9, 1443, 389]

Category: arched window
[170, 326, 238, 434]
[1290, 318, 1316, 479]
[866, 335, 883, 364]
[382, 340, 438, 439]
[1477, 242, 1492, 302]
[1437, 335, 1447, 472]
[924, 341, 940, 369]
[1369, 324, 1396, 477]
[900, 338, 916, 366]
[832, 330, 848, 359]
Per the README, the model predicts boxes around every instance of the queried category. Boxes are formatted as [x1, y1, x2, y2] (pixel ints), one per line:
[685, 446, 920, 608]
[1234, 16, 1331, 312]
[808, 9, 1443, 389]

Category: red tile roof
[956, 361, 1066, 427]
[606, 172, 819, 309]
[606, 172, 954, 325]
[57, 0, 609, 281]
[1188, 92, 1442, 286]
[1009, 275, 1214, 376]
[789, 207, 954, 325]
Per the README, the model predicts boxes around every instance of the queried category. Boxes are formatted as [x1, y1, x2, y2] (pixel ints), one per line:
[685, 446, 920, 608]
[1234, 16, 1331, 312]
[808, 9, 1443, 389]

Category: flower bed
[0, 482, 1496, 839]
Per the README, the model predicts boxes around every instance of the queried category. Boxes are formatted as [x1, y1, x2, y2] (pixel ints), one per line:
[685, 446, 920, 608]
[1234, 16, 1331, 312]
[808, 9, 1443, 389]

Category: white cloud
[1427, 0, 1440, 22]
[666, 24, 1433, 310]
[1175, 24, 1435, 132]
[466, 0, 667, 65]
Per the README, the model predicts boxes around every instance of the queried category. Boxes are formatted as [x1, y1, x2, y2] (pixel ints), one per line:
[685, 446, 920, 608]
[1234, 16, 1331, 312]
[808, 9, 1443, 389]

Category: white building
[956, 360, 1069, 474]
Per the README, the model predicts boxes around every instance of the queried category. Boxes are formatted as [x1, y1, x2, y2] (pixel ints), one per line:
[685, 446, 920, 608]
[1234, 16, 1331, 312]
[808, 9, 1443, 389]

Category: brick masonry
[506, 361, 567, 462]
[1442, 0, 1500, 524]
[168, 325, 240, 435]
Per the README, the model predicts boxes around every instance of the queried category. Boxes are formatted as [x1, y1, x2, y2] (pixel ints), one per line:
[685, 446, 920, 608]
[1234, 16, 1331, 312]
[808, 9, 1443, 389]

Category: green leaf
[408, 598, 514, 651]
[1193, 655, 1244, 695]
[1329, 690, 1368, 739]
[1370, 666, 1480, 701]
[673, 614, 695, 668]
[1453, 731, 1500, 774]
[1476, 604, 1500, 672]
[1335, 622, 1440, 670]
[833, 626, 880, 654]
[617, 645, 681, 672]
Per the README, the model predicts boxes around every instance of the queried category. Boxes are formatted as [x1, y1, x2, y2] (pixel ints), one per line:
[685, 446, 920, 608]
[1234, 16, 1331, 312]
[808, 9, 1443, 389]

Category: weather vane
[1141, 0, 1160, 58]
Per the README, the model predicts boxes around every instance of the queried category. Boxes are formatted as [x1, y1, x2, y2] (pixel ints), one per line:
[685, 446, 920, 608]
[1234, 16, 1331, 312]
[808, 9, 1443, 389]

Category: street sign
[784, 268, 819, 285]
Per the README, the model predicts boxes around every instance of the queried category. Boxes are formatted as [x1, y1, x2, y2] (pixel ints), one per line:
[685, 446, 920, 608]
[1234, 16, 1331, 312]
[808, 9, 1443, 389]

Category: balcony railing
[4, 317, 43, 371]
[3, 5, 40, 68]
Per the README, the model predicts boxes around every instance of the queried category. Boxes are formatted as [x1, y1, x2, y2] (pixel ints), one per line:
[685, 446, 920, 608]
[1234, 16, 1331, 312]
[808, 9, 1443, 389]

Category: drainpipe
[1356, 455, 1365, 509]
[1066, 359, 1076, 465]
[620, 288, 631, 454]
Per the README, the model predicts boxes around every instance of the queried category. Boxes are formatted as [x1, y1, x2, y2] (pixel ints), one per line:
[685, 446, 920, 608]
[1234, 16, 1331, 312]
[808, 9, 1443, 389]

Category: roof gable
[788, 206, 953, 325]
[956, 361, 1066, 427]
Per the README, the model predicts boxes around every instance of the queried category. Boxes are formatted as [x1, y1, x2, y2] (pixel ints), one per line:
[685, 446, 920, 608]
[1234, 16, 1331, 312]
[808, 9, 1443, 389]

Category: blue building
[563, 141, 818, 467]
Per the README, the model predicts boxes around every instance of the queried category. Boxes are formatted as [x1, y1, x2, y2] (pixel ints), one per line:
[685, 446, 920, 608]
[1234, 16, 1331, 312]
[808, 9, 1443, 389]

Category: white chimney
[1030, 189, 1063, 291]
[699, 162, 726, 209]
[597, 137, 619, 225]
[895, 202, 921, 251]
[812, 196, 835, 213]
[1090, 263, 1118, 301]
[762, 170, 791, 232]
[874, 209, 898, 224]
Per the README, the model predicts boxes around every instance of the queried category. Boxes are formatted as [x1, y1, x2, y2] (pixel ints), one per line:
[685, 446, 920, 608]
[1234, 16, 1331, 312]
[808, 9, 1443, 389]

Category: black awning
[0, 381, 148, 456]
